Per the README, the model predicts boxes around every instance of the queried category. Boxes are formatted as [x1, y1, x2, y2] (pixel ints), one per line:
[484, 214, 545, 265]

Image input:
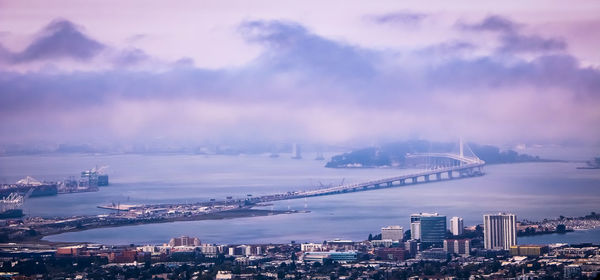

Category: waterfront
[518, 228, 600, 245]
[1, 153, 599, 245]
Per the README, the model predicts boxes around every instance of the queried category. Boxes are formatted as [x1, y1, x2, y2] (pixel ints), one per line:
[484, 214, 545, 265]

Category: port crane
[0, 188, 34, 213]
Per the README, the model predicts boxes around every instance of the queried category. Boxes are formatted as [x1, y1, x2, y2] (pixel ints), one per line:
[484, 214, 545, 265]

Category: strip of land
[0, 207, 302, 244]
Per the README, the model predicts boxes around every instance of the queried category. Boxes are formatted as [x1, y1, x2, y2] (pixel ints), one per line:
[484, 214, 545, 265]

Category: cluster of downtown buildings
[386, 212, 518, 253]
[2, 212, 600, 279]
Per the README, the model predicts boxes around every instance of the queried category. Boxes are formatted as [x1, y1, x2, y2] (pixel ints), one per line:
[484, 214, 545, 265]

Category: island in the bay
[577, 157, 600, 169]
[325, 140, 551, 168]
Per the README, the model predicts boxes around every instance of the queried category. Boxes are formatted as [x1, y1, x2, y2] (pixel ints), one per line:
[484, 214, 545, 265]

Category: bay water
[0, 153, 598, 245]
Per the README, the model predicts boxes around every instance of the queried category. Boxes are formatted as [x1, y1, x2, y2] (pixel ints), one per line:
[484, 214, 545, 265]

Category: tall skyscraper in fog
[291, 143, 302, 159]
[450, 216, 464, 236]
[483, 213, 516, 250]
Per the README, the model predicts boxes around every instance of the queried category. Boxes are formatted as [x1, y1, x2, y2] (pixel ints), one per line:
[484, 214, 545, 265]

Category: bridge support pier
[476, 166, 483, 175]
[436, 173, 442, 180]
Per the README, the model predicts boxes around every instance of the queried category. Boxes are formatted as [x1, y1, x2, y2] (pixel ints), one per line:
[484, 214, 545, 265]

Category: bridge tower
[459, 137, 464, 158]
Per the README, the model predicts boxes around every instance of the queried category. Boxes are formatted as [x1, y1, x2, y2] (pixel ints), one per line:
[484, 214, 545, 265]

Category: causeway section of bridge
[252, 150, 486, 203]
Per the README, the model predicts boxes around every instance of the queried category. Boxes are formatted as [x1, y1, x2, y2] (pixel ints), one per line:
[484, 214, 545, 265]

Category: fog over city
[1, 1, 599, 151]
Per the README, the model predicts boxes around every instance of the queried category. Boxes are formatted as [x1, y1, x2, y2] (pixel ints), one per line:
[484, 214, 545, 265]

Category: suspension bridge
[256, 139, 486, 201]
[99, 140, 487, 209]
[91, 140, 486, 219]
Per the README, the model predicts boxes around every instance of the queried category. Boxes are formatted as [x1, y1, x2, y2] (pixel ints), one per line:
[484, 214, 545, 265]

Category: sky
[1, 0, 600, 151]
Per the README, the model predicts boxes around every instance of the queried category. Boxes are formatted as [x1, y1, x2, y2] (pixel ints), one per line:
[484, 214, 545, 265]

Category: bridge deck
[188, 153, 487, 205]
[295, 161, 485, 197]
[243, 154, 486, 203]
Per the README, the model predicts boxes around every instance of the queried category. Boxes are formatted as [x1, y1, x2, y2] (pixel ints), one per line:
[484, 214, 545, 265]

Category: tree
[475, 224, 483, 235]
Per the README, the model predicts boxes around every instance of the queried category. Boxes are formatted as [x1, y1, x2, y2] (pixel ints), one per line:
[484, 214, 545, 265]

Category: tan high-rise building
[169, 236, 201, 247]
[381, 225, 404, 241]
[443, 239, 471, 256]
[483, 213, 516, 250]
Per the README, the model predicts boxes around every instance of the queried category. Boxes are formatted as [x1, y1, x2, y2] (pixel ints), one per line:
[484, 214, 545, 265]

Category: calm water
[518, 228, 600, 245]
[0, 153, 599, 245]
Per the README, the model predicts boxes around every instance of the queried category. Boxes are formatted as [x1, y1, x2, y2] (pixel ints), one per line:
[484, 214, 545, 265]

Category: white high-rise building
[483, 213, 517, 250]
[238, 245, 252, 256]
[381, 225, 403, 241]
[410, 215, 421, 240]
[450, 217, 464, 236]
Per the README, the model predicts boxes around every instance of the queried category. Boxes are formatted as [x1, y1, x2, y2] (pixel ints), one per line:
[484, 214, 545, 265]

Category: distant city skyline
[1, 1, 600, 148]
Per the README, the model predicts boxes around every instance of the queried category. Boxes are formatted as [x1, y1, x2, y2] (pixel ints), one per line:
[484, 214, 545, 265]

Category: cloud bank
[1, 20, 105, 64]
[0, 15, 599, 150]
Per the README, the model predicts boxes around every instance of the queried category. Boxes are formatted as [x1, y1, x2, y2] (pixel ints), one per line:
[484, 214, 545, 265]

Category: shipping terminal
[0, 167, 109, 218]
